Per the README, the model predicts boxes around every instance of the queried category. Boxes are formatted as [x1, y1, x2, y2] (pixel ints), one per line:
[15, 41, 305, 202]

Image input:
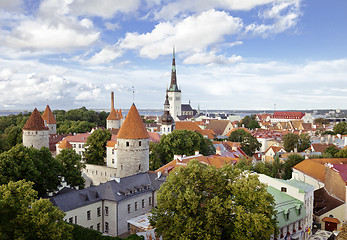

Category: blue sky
[0, 0, 346, 111]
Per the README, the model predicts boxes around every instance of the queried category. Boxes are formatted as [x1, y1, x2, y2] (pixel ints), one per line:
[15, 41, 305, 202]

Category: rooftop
[22, 108, 49, 131]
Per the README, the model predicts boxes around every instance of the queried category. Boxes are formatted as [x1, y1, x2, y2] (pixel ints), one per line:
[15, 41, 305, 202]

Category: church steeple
[168, 46, 180, 92]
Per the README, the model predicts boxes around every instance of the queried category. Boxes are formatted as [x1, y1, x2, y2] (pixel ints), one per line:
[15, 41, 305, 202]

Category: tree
[336, 149, 347, 158]
[333, 121, 347, 135]
[238, 115, 260, 130]
[282, 154, 304, 179]
[84, 129, 112, 165]
[153, 130, 215, 166]
[324, 145, 340, 158]
[298, 133, 311, 152]
[314, 117, 329, 125]
[228, 129, 261, 156]
[283, 133, 300, 152]
[150, 160, 277, 240]
[56, 149, 85, 189]
[6, 125, 22, 147]
[149, 142, 162, 171]
[0, 133, 10, 154]
[0, 144, 61, 197]
[0, 180, 73, 240]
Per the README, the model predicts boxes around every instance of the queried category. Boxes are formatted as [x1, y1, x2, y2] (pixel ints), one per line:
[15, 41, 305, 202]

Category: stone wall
[116, 138, 149, 178]
[23, 130, 49, 149]
[83, 164, 118, 185]
[107, 120, 121, 129]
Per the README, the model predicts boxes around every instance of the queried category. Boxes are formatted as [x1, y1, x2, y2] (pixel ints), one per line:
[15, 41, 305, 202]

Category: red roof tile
[117, 104, 149, 139]
[58, 139, 72, 149]
[41, 105, 56, 124]
[107, 107, 119, 120]
[22, 108, 49, 131]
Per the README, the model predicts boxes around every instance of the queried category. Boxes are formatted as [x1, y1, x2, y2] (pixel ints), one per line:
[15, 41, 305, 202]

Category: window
[281, 187, 287, 192]
[126, 141, 129, 147]
[97, 207, 101, 217]
[135, 202, 138, 211]
[128, 223, 130, 230]
[149, 197, 152, 206]
[97, 223, 100, 231]
[87, 210, 91, 220]
[139, 141, 141, 146]
[69, 217, 73, 223]
[112, 149, 114, 154]
[105, 206, 109, 216]
[121, 165, 123, 170]
[128, 204, 131, 213]
[79, 144, 82, 148]
[139, 164, 141, 171]
[142, 199, 145, 208]
[90, 226, 93, 230]
[75, 216, 77, 224]
[105, 222, 109, 233]
[112, 159, 114, 164]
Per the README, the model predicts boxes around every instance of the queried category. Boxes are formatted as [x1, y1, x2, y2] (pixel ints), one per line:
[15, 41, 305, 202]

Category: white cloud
[86, 46, 123, 65]
[120, 9, 243, 59]
[69, 0, 141, 18]
[154, 0, 275, 20]
[0, 0, 23, 11]
[183, 51, 242, 65]
[104, 22, 120, 31]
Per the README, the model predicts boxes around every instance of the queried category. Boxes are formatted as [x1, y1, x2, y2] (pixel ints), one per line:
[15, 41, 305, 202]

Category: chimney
[195, 151, 199, 155]
[111, 91, 114, 109]
[174, 155, 182, 162]
[115, 177, 120, 183]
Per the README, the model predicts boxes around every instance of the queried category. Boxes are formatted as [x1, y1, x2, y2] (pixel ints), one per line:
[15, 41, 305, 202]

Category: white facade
[167, 90, 181, 120]
[64, 202, 102, 231]
[292, 168, 324, 190]
[23, 129, 49, 149]
[83, 164, 117, 186]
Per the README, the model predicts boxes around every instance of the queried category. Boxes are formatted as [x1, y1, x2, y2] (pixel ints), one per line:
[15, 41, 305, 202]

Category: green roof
[277, 179, 314, 193]
[267, 186, 306, 228]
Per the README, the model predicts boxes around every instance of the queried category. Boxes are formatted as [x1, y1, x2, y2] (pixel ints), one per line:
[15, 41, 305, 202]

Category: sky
[0, 0, 347, 111]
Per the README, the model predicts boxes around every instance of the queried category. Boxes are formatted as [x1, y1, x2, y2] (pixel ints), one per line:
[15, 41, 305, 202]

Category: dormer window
[281, 187, 287, 192]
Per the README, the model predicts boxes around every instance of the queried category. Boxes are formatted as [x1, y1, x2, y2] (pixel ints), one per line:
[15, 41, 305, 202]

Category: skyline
[0, 0, 347, 111]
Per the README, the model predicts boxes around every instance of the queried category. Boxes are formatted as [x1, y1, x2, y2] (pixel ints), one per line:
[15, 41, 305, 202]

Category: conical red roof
[58, 139, 73, 149]
[42, 105, 56, 124]
[117, 104, 149, 139]
[23, 108, 49, 131]
[107, 107, 119, 120]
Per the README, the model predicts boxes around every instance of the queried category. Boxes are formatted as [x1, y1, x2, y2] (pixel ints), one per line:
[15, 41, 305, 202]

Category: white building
[22, 108, 49, 149]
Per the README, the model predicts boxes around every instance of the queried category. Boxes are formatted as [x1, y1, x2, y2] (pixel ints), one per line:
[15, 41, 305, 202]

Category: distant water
[0, 111, 25, 116]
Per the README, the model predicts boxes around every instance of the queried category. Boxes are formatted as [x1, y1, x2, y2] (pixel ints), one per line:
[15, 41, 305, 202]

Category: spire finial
[132, 85, 135, 103]
[173, 46, 175, 59]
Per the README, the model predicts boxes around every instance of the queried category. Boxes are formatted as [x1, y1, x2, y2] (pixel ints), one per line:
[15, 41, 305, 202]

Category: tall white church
[167, 48, 182, 120]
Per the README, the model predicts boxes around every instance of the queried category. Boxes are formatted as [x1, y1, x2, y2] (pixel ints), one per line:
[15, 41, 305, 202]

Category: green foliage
[324, 145, 340, 158]
[70, 224, 144, 240]
[149, 130, 215, 169]
[6, 125, 22, 147]
[0, 144, 62, 197]
[84, 129, 112, 165]
[0, 134, 10, 154]
[0, 180, 73, 240]
[282, 154, 304, 179]
[228, 129, 261, 156]
[333, 121, 347, 135]
[238, 115, 260, 130]
[149, 142, 162, 171]
[56, 149, 85, 189]
[150, 160, 277, 240]
[314, 117, 329, 125]
[336, 149, 347, 158]
[283, 133, 311, 152]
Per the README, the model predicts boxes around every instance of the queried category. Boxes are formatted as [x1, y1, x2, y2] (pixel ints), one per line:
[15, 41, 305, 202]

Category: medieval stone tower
[41, 105, 56, 135]
[167, 47, 181, 120]
[22, 108, 49, 149]
[115, 104, 149, 178]
[160, 92, 175, 134]
[106, 91, 123, 129]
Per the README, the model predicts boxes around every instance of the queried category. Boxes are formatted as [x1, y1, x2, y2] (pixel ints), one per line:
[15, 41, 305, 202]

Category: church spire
[168, 46, 180, 92]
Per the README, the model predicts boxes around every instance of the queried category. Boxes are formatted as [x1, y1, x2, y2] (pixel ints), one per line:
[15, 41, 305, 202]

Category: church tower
[115, 104, 149, 178]
[107, 92, 123, 129]
[160, 92, 175, 135]
[22, 108, 49, 149]
[167, 47, 181, 120]
[41, 105, 56, 135]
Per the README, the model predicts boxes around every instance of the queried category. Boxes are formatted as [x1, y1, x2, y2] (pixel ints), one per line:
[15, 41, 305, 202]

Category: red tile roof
[41, 105, 56, 124]
[58, 139, 72, 149]
[22, 108, 49, 131]
[65, 133, 90, 142]
[271, 111, 305, 119]
[311, 143, 339, 153]
[107, 107, 119, 120]
[117, 104, 149, 139]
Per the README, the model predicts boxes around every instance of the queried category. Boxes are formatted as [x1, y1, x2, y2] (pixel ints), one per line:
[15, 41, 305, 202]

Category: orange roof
[107, 107, 119, 120]
[118, 109, 123, 119]
[322, 217, 340, 224]
[156, 155, 238, 173]
[117, 104, 149, 139]
[265, 146, 285, 154]
[293, 158, 347, 183]
[226, 127, 251, 136]
[65, 133, 90, 142]
[107, 140, 117, 148]
[22, 108, 49, 131]
[175, 121, 202, 132]
[41, 105, 56, 124]
[58, 139, 72, 149]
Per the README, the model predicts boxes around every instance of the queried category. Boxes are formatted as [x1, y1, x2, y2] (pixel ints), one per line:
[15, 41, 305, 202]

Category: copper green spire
[168, 46, 180, 92]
